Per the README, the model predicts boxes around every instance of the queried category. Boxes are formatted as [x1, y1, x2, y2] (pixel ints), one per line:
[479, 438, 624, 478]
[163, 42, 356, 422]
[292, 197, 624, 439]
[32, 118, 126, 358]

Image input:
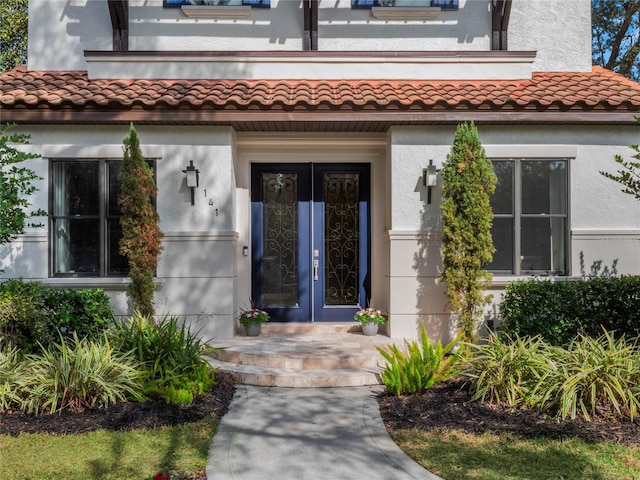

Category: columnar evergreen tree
[119, 124, 163, 318]
[0, 123, 46, 246]
[440, 122, 496, 343]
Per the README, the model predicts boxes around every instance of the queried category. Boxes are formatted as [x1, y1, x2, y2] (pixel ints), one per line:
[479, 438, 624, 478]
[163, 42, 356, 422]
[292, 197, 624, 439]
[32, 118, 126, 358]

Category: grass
[391, 429, 640, 480]
[0, 416, 218, 480]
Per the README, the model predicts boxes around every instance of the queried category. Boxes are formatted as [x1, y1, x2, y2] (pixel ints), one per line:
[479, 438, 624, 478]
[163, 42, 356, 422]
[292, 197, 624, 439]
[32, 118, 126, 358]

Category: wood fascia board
[2, 108, 639, 125]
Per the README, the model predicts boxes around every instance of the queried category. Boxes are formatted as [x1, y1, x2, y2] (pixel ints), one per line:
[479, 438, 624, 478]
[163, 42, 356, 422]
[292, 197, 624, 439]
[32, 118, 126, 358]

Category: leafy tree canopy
[0, 124, 46, 246]
[593, 0, 640, 80]
[0, 0, 28, 73]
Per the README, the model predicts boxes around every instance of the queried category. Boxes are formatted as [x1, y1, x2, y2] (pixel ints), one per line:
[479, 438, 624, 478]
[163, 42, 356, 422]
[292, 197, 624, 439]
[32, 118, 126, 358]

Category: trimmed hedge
[499, 276, 640, 345]
[0, 279, 114, 352]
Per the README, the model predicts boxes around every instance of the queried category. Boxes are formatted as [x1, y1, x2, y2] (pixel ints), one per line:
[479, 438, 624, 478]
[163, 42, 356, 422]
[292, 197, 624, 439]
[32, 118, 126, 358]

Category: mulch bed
[3, 373, 639, 480]
[377, 378, 640, 447]
[0, 371, 236, 436]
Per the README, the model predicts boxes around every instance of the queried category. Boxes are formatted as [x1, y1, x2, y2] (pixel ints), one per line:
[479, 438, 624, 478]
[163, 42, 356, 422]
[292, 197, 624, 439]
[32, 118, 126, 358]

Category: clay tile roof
[2, 65, 640, 124]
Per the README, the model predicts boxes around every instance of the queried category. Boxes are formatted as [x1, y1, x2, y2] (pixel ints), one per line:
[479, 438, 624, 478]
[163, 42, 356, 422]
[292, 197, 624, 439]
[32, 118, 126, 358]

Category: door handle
[313, 259, 319, 281]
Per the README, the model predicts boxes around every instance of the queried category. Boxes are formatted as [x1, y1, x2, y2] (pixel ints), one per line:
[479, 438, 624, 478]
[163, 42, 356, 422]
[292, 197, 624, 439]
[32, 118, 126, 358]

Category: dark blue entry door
[251, 163, 370, 322]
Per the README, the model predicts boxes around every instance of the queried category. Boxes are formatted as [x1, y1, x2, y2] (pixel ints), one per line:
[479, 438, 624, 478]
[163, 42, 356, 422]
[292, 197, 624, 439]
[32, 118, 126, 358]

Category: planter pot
[361, 322, 379, 336]
[244, 322, 262, 337]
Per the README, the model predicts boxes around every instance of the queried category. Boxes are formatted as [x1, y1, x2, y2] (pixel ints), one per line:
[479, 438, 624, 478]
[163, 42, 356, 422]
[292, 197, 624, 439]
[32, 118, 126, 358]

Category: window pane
[491, 161, 514, 214]
[324, 172, 359, 306]
[262, 172, 299, 308]
[522, 161, 567, 215]
[521, 217, 566, 274]
[108, 219, 128, 275]
[487, 217, 513, 272]
[52, 162, 99, 216]
[53, 219, 100, 274]
[107, 162, 122, 216]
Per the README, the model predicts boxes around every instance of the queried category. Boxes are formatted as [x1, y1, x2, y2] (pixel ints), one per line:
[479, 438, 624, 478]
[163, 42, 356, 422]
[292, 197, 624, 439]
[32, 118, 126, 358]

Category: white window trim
[487, 148, 574, 278]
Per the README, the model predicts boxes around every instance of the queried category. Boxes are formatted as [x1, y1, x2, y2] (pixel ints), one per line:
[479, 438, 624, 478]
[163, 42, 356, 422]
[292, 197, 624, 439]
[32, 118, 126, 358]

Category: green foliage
[0, 124, 47, 246]
[500, 276, 640, 345]
[0, 0, 27, 73]
[0, 279, 48, 351]
[0, 279, 114, 353]
[600, 142, 640, 200]
[541, 331, 640, 422]
[440, 121, 496, 342]
[592, 0, 640, 80]
[41, 287, 114, 338]
[13, 334, 143, 415]
[467, 331, 640, 421]
[119, 124, 163, 317]
[0, 341, 25, 412]
[377, 325, 461, 396]
[164, 385, 194, 406]
[466, 333, 556, 407]
[110, 311, 216, 403]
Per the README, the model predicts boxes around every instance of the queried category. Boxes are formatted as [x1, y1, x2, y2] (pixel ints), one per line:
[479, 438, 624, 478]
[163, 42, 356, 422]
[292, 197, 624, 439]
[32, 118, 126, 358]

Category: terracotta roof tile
[2, 65, 640, 117]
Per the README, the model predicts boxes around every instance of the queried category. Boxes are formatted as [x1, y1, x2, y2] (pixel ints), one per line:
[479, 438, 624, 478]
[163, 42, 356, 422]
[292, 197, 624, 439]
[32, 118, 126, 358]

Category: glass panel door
[251, 163, 369, 322]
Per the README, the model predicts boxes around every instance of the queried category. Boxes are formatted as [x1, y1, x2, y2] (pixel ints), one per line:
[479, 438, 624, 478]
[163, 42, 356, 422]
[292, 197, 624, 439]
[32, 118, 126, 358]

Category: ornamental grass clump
[0, 341, 26, 413]
[541, 330, 640, 421]
[466, 333, 557, 408]
[21, 334, 143, 414]
[467, 330, 640, 422]
[110, 311, 217, 405]
[377, 324, 461, 396]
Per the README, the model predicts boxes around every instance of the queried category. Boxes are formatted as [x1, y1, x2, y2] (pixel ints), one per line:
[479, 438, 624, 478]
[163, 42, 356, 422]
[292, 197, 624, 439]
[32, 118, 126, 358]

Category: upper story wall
[28, 0, 592, 74]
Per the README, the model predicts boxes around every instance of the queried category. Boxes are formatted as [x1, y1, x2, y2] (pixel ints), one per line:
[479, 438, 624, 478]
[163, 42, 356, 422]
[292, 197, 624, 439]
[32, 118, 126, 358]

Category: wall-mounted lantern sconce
[422, 159, 439, 204]
[182, 160, 200, 206]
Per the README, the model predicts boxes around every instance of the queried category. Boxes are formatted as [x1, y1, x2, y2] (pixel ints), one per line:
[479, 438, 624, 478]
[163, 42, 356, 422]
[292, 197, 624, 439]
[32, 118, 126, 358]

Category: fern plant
[377, 325, 461, 396]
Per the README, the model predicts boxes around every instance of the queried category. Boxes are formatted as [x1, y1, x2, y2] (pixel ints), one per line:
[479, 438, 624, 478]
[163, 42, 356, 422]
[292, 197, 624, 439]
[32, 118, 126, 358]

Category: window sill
[181, 5, 252, 18]
[43, 278, 165, 291]
[490, 275, 581, 288]
[371, 7, 441, 20]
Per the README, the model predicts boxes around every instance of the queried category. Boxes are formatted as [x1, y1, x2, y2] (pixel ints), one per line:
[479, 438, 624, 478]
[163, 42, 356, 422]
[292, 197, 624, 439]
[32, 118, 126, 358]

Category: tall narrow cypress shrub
[119, 124, 163, 318]
[440, 122, 496, 342]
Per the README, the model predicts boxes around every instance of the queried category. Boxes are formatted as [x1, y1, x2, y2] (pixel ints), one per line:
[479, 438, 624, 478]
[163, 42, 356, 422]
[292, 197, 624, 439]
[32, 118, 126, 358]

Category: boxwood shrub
[499, 276, 640, 345]
[0, 279, 114, 352]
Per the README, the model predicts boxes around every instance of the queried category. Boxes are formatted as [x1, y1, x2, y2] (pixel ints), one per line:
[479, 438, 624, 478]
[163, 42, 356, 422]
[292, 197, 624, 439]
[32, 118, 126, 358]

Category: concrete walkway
[207, 385, 443, 480]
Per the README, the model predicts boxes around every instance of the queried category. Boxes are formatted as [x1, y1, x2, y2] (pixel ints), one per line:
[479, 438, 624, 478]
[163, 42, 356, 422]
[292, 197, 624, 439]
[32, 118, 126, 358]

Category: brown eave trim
[83, 50, 537, 59]
[2, 108, 638, 125]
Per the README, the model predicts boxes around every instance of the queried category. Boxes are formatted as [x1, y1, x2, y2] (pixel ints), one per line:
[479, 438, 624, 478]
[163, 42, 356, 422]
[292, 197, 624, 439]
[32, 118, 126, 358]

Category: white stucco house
[1, 0, 639, 344]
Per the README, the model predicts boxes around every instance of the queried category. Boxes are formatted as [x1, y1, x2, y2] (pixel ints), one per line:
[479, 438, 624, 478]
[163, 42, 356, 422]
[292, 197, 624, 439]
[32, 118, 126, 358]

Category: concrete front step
[206, 357, 383, 388]
[207, 328, 400, 388]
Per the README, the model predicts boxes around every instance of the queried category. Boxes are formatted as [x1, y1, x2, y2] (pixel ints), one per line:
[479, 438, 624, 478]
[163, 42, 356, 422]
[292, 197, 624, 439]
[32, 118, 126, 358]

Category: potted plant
[238, 306, 270, 336]
[354, 306, 387, 336]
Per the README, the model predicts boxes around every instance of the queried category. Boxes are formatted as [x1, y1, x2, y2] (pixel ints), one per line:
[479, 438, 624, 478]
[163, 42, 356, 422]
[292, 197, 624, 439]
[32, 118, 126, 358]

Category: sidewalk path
[207, 385, 444, 480]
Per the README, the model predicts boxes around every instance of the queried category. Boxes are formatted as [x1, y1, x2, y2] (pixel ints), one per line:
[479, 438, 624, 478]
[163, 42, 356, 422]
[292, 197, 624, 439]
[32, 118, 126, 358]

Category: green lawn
[392, 429, 640, 480]
[0, 417, 217, 480]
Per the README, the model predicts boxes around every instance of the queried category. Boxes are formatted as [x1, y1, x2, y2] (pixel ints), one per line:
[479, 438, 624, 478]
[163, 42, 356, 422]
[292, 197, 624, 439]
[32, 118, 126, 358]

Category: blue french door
[251, 163, 370, 322]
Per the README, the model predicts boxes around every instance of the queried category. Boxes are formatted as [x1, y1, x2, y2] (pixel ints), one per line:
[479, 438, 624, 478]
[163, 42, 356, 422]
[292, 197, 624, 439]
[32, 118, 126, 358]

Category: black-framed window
[163, 0, 270, 7]
[351, 0, 458, 9]
[50, 160, 157, 277]
[488, 159, 569, 276]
